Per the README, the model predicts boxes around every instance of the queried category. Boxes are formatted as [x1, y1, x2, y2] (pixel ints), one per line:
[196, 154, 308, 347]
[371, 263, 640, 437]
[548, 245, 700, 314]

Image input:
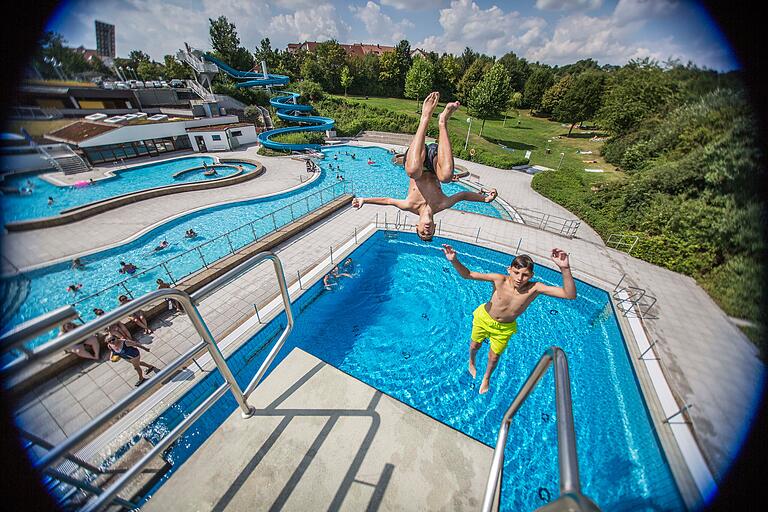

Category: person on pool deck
[94, 307, 135, 342]
[351, 92, 498, 242]
[156, 278, 182, 312]
[106, 334, 158, 387]
[118, 294, 154, 335]
[60, 321, 101, 361]
[441, 245, 576, 394]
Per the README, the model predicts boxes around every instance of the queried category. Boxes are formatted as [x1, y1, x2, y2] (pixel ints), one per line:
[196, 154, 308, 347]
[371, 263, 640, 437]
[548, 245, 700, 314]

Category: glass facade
[82, 135, 192, 164]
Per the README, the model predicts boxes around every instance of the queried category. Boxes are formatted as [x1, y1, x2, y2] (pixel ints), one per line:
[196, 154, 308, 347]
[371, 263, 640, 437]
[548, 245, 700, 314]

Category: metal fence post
[249, 221, 257, 241]
[161, 262, 176, 285]
[375, 212, 379, 227]
[306, 196, 310, 213]
[271, 212, 277, 231]
[289, 203, 294, 220]
[225, 233, 235, 254]
[438, 219, 442, 234]
[330, 246, 334, 264]
[119, 282, 134, 299]
[354, 227, 358, 244]
[475, 227, 481, 242]
[253, 304, 262, 323]
[196, 247, 208, 268]
[297, 270, 302, 289]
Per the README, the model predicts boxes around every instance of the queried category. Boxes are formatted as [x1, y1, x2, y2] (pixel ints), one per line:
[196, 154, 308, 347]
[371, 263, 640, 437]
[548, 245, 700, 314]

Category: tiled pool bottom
[108, 232, 683, 511]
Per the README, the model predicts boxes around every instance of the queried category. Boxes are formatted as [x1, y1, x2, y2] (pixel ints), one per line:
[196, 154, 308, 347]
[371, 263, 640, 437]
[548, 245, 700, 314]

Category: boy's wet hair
[510, 254, 534, 272]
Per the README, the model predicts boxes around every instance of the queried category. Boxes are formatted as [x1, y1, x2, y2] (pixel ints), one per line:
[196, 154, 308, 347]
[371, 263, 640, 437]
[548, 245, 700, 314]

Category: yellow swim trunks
[471, 304, 518, 355]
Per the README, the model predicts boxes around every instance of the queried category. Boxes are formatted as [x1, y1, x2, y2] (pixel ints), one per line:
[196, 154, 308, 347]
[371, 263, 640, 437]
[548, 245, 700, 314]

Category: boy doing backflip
[442, 245, 576, 394]
[352, 92, 497, 241]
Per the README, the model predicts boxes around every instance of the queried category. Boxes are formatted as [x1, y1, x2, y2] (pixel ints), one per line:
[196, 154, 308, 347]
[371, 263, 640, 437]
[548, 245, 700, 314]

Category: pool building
[0, 136, 764, 512]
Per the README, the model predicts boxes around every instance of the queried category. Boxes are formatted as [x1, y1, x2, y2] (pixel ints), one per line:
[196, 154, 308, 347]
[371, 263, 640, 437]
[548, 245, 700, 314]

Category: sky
[44, 0, 739, 71]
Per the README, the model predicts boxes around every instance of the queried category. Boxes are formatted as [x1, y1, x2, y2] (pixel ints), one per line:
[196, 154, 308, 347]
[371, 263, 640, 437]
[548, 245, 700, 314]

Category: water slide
[202, 54, 334, 151]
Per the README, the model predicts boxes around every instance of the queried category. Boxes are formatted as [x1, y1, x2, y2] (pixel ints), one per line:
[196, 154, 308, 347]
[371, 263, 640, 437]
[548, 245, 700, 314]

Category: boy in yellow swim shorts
[442, 244, 577, 394]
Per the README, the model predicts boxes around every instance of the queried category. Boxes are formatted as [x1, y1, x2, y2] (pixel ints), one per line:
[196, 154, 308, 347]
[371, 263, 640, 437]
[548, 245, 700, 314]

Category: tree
[340, 66, 352, 96]
[163, 55, 192, 80]
[300, 58, 323, 84]
[404, 58, 435, 107]
[504, 92, 523, 127]
[208, 16, 253, 71]
[314, 40, 347, 92]
[523, 67, 555, 113]
[554, 71, 606, 136]
[378, 51, 400, 96]
[394, 40, 413, 94]
[254, 38, 279, 71]
[136, 60, 163, 80]
[468, 62, 511, 137]
[436, 53, 462, 100]
[457, 57, 492, 104]
[498, 51, 531, 92]
[540, 74, 574, 115]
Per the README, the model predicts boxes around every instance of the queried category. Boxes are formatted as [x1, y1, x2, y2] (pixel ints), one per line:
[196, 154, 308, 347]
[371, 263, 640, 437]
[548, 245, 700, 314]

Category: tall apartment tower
[95, 20, 115, 58]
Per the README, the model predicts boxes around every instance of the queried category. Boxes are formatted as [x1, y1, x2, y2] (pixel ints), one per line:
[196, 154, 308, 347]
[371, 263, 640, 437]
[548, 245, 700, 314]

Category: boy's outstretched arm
[535, 248, 577, 299]
[441, 244, 502, 282]
[441, 188, 497, 210]
[352, 196, 410, 210]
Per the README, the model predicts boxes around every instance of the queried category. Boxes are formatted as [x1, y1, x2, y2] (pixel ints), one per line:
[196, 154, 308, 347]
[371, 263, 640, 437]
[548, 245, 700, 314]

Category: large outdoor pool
[128, 232, 684, 510]
[0, 156, 257, 224]
[0, 146, 508, 356]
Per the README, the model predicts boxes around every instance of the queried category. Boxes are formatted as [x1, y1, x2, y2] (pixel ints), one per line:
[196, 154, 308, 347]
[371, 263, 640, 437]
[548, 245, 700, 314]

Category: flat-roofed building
[95, 20, 115, 58]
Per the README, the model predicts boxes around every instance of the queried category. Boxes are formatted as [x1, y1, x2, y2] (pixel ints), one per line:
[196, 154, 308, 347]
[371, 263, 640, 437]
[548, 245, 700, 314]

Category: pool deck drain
[143, 348, 491, 511]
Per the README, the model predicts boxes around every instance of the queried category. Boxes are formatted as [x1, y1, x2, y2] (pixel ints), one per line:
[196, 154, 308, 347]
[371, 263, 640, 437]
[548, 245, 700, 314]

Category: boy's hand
[441, 244, 457, 261]
[551, 248, 570, 268]
[483, 188, 498, 203]
[351, 197, 364, 209]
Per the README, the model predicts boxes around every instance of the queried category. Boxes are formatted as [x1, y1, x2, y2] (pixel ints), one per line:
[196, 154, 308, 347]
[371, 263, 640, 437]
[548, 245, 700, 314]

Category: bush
[294, 80, 325, 102]
[313, 97, 419, 136]
[271, 131, 325, 146]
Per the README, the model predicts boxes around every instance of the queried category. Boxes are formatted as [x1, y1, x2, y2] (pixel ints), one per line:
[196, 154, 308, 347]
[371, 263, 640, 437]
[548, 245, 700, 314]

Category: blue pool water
[1, 146, 506, 353]
[129, 232, 684, 511]
[0, 156, 254, 224]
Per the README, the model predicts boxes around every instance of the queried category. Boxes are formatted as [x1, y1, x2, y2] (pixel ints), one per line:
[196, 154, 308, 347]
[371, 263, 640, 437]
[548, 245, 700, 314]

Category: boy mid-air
[352, 92, 497, 241]
[442, 245, 577, 394]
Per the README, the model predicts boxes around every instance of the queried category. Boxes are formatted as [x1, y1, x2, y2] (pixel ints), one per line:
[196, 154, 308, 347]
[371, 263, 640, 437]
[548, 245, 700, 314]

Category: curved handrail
[481, 347, 600, 512]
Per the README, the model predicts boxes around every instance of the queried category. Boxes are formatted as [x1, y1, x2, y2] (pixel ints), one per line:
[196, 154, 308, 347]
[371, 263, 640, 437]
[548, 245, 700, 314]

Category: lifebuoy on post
[469, 148, 476, 158]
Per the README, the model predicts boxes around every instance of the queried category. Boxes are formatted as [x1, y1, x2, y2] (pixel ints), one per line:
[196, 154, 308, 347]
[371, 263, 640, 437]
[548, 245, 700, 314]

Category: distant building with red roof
[286, 42, 395, 58]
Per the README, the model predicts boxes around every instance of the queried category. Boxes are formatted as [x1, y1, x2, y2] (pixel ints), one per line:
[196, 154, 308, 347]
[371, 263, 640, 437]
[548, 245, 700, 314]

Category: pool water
[1, 146, 506, 353]
[0, 156, 253, 224]
[133, 232, 684, 511]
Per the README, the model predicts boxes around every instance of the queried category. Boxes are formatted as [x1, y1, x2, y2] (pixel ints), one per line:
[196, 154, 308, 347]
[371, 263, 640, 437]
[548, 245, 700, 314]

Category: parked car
[114, 82, 130, 90]
[169, 79, 185, 88]
[159, 80, 169, 88]
[152, 81, 162, 88]
[102, 81, 114, 90]
[143, 81, 155, 88]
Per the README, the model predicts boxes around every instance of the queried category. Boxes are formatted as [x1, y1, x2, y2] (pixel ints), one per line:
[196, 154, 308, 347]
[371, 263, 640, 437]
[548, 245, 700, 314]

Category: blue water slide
[202, 54, 334, 151]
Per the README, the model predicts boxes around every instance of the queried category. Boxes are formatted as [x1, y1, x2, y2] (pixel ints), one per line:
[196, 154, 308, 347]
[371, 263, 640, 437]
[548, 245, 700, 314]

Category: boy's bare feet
[468, 359, 477, 378]
[439, 101, 460, 124]
[479, 379, 490, 394]
[421, 92, 439, 119]
[484, 188, 498, 203]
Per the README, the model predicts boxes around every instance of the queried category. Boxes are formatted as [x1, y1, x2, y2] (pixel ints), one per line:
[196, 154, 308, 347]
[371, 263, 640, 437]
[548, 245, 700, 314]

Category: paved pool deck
[4, 141, 765, 510]
[143, 348, 491, 512]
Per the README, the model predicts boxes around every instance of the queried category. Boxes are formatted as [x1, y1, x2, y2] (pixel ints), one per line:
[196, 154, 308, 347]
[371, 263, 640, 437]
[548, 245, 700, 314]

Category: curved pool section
[1, 145, 507, 352]
[0, 156, 255, 224]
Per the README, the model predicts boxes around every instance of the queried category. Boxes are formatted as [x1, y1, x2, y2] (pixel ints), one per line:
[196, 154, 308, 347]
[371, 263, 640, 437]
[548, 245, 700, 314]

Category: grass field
[330, 94, 617, 176]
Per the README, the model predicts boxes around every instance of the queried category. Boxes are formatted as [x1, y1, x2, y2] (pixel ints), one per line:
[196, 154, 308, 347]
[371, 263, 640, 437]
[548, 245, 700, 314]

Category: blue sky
[46, 0, 738, 71]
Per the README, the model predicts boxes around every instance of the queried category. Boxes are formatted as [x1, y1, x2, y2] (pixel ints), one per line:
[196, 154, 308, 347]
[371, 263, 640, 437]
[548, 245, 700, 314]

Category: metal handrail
[2, 251, 295, 512]
[0, 305, 79, 356]
[481, 347, 600, 512]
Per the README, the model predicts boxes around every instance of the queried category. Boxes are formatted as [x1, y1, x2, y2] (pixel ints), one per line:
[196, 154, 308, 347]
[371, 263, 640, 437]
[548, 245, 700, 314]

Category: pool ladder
[482, 347, 601, 512]
[0, 251, 295, 512]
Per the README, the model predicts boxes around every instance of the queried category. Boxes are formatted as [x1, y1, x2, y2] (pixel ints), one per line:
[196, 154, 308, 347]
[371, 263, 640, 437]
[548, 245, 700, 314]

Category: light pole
[557, 152, 565, 171]
[464, 117, 472, 151]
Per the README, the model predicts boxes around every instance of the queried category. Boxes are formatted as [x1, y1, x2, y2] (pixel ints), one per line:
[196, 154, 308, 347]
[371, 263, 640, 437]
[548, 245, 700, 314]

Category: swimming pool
[0, 146, 507, 353]
[121, 232, 684, 511]
[0, 156, 253, 224]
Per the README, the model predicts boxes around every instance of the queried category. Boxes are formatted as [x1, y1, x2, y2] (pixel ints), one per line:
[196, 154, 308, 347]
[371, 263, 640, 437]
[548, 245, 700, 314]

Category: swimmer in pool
[351, 92, 497, 242]
[442, 245, 576, 394]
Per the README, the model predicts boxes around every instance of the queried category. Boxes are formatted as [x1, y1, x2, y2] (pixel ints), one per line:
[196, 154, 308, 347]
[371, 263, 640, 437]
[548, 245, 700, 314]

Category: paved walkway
[6, 141, 764, 506]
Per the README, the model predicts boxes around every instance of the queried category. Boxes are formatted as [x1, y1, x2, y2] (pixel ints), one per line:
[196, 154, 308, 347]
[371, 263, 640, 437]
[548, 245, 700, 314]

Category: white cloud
[269, 4, 350, 43]
[535, 0, 603, 10]
[380, 0, 445, 9]
[612, 0, 677, 26]
[349, 1, 415, 44]
[416, 0, 548, 56]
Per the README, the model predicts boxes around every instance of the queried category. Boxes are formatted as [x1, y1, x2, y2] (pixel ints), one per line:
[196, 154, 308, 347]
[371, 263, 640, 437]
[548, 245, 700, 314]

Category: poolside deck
[143, 348, 491, 511]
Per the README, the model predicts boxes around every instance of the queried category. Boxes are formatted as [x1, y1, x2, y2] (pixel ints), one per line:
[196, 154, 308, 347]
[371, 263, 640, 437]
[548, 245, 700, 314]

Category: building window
[211, 134, 222, 141]
[230, 130, 242, 137]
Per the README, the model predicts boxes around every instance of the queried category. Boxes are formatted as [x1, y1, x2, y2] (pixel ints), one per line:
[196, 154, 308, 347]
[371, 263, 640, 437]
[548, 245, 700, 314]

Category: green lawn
[330, 94, 617, 176]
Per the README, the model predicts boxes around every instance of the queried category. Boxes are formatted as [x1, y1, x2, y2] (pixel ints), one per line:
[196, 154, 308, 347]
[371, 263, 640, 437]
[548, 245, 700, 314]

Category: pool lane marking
[616, 288, 716, 501]
[75, 222, 377, 464]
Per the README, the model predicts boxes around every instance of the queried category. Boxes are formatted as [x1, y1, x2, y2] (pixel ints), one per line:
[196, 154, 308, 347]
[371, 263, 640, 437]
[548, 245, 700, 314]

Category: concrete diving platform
[145, 348, 492, 511]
